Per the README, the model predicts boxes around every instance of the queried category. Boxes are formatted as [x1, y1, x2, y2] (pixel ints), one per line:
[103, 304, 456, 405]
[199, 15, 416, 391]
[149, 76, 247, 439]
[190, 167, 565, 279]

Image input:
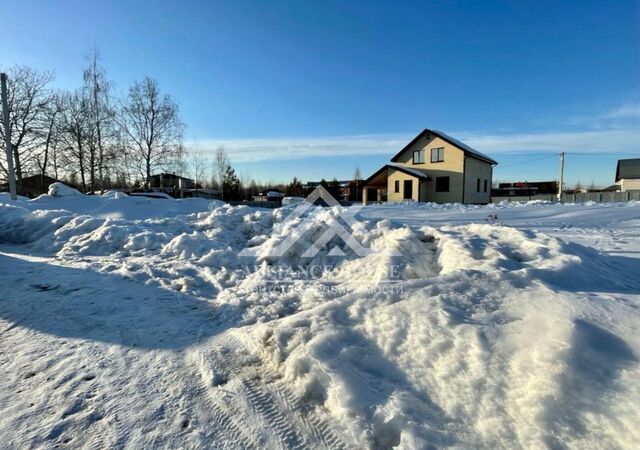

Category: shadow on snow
[542, 319, 637, 448]
[0, 253, 243, 350]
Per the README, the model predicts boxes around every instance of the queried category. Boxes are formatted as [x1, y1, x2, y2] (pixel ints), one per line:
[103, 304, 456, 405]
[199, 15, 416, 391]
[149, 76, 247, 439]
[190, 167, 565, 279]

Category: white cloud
[193, 126, 640, 163]
[192, 134, 412, 163]
[567, 102, 640, 125]
[458, 128, 640, 154]
[599, 103, 640, 120]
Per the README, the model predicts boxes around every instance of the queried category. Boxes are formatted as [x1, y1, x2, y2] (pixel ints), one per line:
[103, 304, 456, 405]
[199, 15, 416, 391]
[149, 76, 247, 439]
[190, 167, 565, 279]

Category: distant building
[1, 174, 62, 198]
[492, 181, 558, 197]
[147, 173, 194, 190]
[615, 158, 640, 192]
[363, 129, 497, 204]
[143, 173, 220, 199]
[253, 189, 285, 204]
[304, 180, 363, 202]
[182, 188, 220, 199]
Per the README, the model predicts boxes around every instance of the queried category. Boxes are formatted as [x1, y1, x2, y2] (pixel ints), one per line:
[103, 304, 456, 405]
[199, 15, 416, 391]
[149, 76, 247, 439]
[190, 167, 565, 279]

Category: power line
[494, 152, 640, 170]
[494, 154, 557, 169]
[564, 152, 640, 156]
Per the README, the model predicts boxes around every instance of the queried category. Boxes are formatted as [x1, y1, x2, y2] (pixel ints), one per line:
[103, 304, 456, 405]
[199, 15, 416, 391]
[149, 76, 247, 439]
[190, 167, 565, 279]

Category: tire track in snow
[190, 347, 265, 449]
[192, 334, 351, 450]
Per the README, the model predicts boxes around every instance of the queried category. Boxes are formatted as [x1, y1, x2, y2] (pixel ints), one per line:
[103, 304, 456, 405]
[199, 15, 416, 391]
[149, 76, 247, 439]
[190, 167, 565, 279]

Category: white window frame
[431, 147, 444, 163]
[412, 149, 425, 164]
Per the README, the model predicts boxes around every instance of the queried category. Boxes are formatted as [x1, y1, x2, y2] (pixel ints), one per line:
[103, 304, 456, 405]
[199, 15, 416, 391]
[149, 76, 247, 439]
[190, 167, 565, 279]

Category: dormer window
[431, 147, 444, 163]
[412, 149, 425, 164]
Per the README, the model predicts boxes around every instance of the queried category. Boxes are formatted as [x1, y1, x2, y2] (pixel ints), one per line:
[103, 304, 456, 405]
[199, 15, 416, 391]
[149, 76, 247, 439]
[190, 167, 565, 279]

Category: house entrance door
[403, 180, 413, 200]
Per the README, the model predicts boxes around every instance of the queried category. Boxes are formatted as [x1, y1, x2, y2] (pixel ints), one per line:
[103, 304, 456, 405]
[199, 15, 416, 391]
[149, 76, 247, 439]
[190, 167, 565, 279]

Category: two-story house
[615, 158, 640, 192]
[363, 129, 498, 204]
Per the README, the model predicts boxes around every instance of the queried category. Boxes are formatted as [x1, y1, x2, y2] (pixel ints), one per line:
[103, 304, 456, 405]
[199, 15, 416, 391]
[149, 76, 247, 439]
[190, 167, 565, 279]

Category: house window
[484, 179, 488, 193]
[477, 178, 481, 192]
[435, 176, 449, 192]
[431, 147, 444, 162]
[412, 149, 425, 164]
[394, 180, 400, 193]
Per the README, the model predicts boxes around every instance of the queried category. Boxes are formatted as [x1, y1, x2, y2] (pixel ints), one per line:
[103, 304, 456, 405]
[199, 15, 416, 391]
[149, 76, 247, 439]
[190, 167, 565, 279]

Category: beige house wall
[393, 135, 465, 173]
[423, 170, 464, 203]
[620, 178, 640, 191]
[387, 169, 424, 202]
[463, 157, 493, 204]
[391, 135, 466, 203]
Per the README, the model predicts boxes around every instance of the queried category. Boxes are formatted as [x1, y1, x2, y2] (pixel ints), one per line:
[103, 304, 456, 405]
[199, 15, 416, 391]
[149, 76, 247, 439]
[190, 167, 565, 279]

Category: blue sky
[2, 0, 639, 186]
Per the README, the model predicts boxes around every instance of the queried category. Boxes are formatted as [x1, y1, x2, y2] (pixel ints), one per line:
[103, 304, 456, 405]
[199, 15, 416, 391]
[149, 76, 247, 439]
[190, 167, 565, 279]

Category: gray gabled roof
[390, 129, 498, 165]
[387, 163, 431, 179]
[364, 164, 432, 185]
[616, 158, 640, 181]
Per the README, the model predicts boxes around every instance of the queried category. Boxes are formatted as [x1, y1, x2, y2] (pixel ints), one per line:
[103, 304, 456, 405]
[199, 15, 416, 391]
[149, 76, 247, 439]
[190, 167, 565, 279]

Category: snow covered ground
[0, 192, 639, 449]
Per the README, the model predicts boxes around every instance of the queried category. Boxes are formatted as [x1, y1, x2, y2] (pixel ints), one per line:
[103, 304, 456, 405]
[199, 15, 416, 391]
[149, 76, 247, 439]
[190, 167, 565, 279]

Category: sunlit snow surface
[0, 193, 639, 449]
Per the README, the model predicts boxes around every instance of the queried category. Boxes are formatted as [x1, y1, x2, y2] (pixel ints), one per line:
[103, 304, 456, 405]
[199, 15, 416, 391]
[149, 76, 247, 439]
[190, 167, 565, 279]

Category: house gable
[391, 129, 497, 166]
[391, 134, 466, 174]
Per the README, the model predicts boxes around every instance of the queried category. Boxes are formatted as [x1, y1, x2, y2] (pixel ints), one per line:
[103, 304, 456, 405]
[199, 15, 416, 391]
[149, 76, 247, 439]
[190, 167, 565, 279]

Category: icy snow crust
[0, 196, 639, 449]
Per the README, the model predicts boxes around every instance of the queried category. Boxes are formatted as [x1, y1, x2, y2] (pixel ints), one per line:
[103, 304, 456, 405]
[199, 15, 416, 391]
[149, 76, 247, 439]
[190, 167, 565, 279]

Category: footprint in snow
[31, 284, 59, 292]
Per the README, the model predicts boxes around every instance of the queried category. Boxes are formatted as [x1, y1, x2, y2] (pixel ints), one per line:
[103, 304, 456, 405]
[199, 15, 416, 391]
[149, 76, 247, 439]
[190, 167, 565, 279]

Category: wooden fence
[491, 190, 640, 204]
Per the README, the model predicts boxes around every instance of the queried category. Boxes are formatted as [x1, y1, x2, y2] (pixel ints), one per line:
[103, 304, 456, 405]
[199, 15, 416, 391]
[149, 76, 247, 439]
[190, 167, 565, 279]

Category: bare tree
[35, 92, 64, 188]
[238, 170, 253, 200]
[120, 77, 184, 188]
[170, 143, 188, 177]
[83, 48, 115, 193]
[0, 65, 53, 192]
[353, 166, 363, 201]
[60, 90, 91, 192]
[214, 146, 229, 200]
[189, 143, 208, 191]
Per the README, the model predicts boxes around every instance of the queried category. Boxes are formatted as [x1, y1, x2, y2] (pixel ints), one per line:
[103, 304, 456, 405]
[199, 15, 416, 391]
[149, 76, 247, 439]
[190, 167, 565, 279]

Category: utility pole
[557, 152, 565, 202]
[1, 73, 17, 200]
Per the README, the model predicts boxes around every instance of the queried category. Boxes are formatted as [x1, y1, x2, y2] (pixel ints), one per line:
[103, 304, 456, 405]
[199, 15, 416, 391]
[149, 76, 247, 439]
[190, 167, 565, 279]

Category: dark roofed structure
[616, 158, 640, 182]
[1, 174, 62, 198]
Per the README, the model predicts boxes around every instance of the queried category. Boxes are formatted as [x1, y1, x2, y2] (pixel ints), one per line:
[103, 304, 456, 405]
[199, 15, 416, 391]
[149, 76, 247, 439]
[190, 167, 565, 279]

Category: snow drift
[0, 197, 639, 449]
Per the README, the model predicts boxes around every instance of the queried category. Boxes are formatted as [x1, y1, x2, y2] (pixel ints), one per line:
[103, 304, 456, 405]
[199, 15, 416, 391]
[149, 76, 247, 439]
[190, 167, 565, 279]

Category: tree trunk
[41, 126, 52, 192]
[97, 124, 103, 193]
[12, 145, 23, 194]
[146, 147, 152, 190]
[90, 148, 96, 193]
[77, 134, 86, 193]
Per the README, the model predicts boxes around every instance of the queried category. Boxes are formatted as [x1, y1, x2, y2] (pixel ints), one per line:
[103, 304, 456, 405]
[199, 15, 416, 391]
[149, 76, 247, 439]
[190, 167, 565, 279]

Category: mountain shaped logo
[239, 185, 400, 258]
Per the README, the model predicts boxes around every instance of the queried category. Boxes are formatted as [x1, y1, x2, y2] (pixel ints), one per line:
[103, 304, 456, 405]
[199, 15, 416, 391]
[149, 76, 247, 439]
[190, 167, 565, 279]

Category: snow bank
[0, 197, 638, 448]
[47, 182, 83, 197]
[0, 203, 73, 244]
[282, 196, 304, 206]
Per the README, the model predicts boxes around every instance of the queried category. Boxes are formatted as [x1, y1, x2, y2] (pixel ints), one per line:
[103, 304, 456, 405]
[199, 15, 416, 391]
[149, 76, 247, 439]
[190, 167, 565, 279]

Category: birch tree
[35, 92, 64, 187]
[189, 143, 208, 190]
[214, 146, 229, 200]
[120, 77, 183, 188]
[60, 91, 91, 192]
[83, 49, 115, 193]
[0, 65, 53, 192]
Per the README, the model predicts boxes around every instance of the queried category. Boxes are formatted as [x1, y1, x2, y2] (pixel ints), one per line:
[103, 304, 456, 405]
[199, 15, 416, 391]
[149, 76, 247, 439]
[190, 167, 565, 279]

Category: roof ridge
[390, 129, 498, 165]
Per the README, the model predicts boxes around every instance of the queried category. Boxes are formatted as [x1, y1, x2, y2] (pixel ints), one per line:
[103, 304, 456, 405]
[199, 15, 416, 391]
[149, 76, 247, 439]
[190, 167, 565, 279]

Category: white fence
[491, 190, 640, 204]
